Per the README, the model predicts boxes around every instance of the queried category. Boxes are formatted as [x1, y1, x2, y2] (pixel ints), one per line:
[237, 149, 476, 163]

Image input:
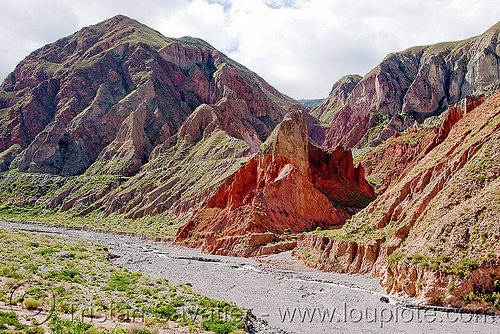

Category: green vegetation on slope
[0, 129, 251, 240]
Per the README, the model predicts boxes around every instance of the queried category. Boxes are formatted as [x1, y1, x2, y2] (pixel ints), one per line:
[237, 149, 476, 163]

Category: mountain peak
[0, 14, 298, 176]
[260, 109, 309, 174]
[322, 19, 500, 149]
[97, 14, 143, 29]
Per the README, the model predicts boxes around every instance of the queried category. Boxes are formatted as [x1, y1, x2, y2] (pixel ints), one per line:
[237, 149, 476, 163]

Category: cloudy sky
[0, 0, 499, 99]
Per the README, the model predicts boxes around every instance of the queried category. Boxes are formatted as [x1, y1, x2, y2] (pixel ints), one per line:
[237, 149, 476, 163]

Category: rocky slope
[309, 74, 361, 125]
[0, 15, 313, 224]
[175, 110, 374, 256]
[358, 102, 465, 195]
[296, 90, 500, 310]
[321, 21, 500, 150]
[0, 15, 298, 177]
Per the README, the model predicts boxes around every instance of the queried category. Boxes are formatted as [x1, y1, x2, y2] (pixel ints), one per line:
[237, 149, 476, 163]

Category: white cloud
[0, 0, 79, 77]
[0, 0, 499, 98]
[157, 0, 233, 50]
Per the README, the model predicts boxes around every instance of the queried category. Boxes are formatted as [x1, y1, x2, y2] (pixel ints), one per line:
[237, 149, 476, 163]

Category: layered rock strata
[296, 91, 500, 310]
[359, 104, 463, 195]
[176, 111, 374, 256]
[0, 15, 298, 176]
[321, 21, 500, 149]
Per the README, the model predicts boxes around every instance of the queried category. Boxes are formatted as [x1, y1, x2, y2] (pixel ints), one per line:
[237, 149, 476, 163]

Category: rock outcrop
[297, 91, 500, 310]
[175, 110, 374, 256]
[0, 15, 297, 176]
[359, 103, 463, 195]
[321, 21, 500, 149]
[465, 93, 486, 114]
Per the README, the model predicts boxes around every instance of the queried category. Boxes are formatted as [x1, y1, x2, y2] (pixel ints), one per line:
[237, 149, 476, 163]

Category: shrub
[387, 250, 405, 269]
[36, 247, 58, 255]
[128, 324, 156, 334]
[102, 273, 136, 292]
[48, 269, 81, 282]
[24, 297, 41, 310]
[201, 318, 240, 334]
[48, 313, 92, 334]
[147, 302, 178, 320]
[0, 311, 26, 330]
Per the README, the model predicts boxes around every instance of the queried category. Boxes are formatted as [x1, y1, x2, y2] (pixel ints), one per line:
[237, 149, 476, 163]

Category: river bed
[1, 221, 498, 334]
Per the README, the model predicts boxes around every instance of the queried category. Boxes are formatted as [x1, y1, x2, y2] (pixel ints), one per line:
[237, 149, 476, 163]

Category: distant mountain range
[298, 98, 324, 108]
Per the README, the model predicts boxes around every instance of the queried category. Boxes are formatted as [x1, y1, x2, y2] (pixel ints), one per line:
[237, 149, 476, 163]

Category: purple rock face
[0, 15, 297, 176]
[321, 22, 500, 149]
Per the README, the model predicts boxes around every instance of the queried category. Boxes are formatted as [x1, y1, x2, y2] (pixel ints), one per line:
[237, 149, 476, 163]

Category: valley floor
[1, 221, 499, 334]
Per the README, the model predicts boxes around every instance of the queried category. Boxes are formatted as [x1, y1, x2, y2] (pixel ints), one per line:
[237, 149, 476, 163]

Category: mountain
[0, 15, 317, 228]
[0, 15, 375, 242]
[298, 98, 324, 108]
[175, 110, 374, 256]
[296, 90, 500, 310]
[309, 74, 361, 125]
[318, 22, 500, 149]
[0, 15, 299, 177]
[0, 15, 309, 224]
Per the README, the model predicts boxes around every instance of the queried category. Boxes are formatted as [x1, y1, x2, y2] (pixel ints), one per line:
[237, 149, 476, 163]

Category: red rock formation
[175, 111, 374, 256]
[434, 104, 462, 143]
[309, 143, 374, 211]
[293, 234, 383, 274]
[465, 94, 485, 114]
[298, 91, 500, 310]
[360, 104, 462, 194]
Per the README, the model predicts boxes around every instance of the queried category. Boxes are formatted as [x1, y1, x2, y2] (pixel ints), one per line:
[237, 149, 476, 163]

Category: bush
[201, 318, 240, 334]
[0, 311, 26, 330]
[128, 324, 155, 334]
[387, 250, 405, 269]
[493, 280, 500, 293]
[36, 247, 58, 256]
[48, 313, 92, 334]
[59, 301, 77, 314]
[26, 327, 45, 333]
[24, 297, 41, 310]
[47, 269, 81, 282]
[147, 302, 178, 320]
[102, 273, 136, 292]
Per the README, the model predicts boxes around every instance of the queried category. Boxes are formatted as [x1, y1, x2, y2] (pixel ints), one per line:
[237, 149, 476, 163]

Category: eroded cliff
[175, 111, 374, 256]
[296, 91, 500, 310]
[321, 21, 500, 150]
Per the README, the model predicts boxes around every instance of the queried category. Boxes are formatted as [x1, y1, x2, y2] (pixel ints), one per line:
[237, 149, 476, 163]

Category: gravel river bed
[1, 221, 498, 334]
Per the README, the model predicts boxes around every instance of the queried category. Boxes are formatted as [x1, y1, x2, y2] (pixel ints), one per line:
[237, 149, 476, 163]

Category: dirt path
[1, 221, 499, 334]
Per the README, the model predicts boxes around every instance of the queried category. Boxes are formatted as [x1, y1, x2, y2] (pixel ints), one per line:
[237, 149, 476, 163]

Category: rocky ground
[1, 221, 499, 333]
